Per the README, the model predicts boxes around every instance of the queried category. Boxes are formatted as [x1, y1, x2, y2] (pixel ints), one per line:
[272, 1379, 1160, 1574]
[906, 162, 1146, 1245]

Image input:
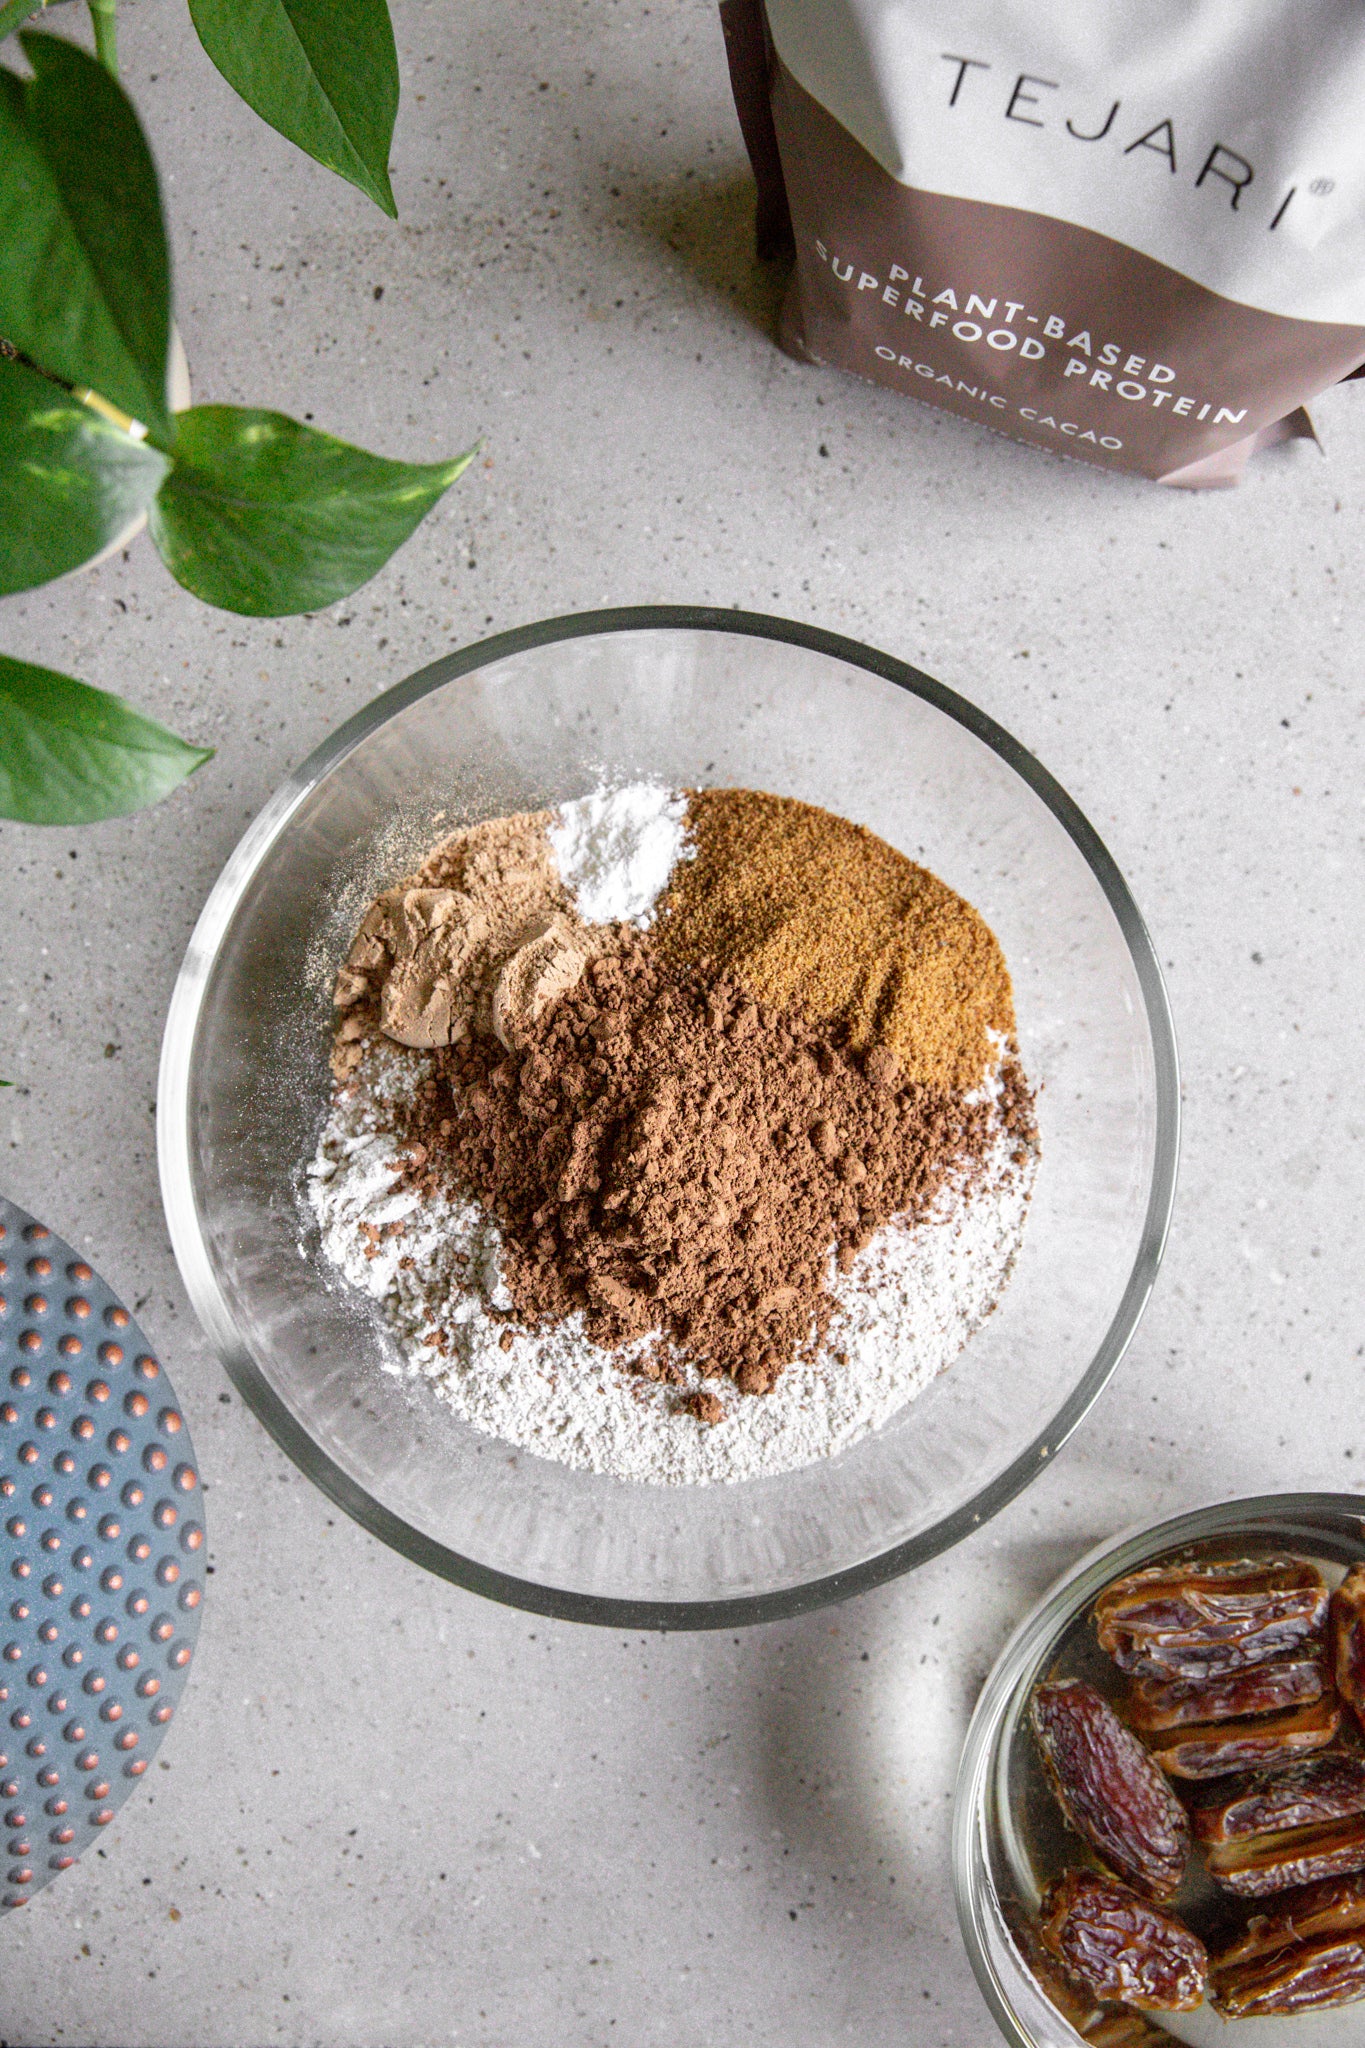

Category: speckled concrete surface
[2, 2, 1363, 2043]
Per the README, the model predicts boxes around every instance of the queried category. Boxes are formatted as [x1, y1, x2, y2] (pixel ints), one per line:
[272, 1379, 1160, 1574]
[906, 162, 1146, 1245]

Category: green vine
[86, 0, 116, 75]
[0, 5, 472, 826]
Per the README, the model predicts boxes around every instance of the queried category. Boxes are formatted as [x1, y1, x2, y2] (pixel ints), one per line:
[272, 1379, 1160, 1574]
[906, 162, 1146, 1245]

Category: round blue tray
[0, 1195, 204, 1908]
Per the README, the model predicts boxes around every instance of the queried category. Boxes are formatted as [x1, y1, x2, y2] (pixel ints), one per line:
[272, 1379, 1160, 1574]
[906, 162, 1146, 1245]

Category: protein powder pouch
[719, 0, 1365, 484]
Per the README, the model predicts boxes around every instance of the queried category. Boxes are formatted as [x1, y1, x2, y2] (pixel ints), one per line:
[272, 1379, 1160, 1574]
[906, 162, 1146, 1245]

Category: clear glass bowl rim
[950, 1489, 1365, 2048]
[157, 603, 1180, 1629]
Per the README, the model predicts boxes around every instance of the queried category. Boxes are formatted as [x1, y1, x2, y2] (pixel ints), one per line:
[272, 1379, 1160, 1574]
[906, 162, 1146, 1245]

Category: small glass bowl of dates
[953, 1494, 1365, 2046]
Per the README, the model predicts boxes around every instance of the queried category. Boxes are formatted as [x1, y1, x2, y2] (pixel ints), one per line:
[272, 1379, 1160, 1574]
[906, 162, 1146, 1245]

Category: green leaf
[187, 0, 399, 216]
[0, 654, 211, 824]
[0, 0, 45, 40]
[0, 357, 168, 593]
[150, 406, 473, 616]
[0, 34, 171, 434]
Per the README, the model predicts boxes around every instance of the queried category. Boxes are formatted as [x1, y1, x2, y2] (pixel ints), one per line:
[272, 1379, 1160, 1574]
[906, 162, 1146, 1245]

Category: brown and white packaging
[720, 0, 1365, 484]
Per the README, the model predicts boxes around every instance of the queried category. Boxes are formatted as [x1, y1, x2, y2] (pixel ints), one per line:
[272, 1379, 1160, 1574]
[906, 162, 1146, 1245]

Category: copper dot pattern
[0, 1200, 204, 1909]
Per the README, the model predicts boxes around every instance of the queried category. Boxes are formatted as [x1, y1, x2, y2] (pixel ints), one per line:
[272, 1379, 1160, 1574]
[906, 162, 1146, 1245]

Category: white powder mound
[547, 781, 691, 926]
[306, 1043, 1036, 1487]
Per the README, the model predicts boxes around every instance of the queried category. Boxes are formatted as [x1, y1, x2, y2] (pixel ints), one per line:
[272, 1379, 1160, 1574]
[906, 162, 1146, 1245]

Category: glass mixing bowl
[952, 1493, 1365, 2048]
[157, 606, 1177, 1626]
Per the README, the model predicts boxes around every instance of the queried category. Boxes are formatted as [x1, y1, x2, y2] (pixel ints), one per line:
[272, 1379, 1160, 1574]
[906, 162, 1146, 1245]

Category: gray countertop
[3, 1, 1363, 2042]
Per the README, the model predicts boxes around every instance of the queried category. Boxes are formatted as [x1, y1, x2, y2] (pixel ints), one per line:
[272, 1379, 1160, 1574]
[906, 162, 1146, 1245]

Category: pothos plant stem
[87, 0, 116, 76]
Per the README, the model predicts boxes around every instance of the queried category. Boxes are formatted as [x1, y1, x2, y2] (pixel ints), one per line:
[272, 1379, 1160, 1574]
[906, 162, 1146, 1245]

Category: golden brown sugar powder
[655, 788, 1015, 1093]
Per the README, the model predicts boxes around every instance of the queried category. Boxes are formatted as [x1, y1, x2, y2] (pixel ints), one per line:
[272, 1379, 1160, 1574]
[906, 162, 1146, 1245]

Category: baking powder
[547, 780, 691, 925]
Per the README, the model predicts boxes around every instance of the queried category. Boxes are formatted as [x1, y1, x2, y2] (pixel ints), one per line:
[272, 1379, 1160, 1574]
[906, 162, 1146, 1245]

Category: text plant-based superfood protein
[719, 0, 1365, 484]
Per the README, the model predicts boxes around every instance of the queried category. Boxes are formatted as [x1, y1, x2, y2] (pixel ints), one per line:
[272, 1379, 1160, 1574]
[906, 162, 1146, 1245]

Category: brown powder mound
[332, 810, 616, 1075]
[655, 788, 1015, 1093]
[408, 809, 554, 895]
[393, 935, 1033, 1395]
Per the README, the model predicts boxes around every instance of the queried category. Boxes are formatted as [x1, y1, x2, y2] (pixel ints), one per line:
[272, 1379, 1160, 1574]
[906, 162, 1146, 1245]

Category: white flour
[547, 781, 692, 926]
[305, 1041, 1035, 1486]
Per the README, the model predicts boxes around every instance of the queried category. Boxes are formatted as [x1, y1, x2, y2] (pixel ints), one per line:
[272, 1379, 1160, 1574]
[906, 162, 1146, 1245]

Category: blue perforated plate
[0, 1195, 204, 1909]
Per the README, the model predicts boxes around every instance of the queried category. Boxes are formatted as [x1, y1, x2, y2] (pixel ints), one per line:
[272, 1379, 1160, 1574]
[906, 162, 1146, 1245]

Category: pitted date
[1015, 1921, 1106, 2033]
[1095, 1557, 1328, 1680]
[1128, 1652, 1326, 1732]
[1147, 1694, 1340, 1780]
[1030, 1680, 1190, 1899]
[1333, 1565, 1365, 1735]
[1211, 1931, 1365, 2017]
[1194, 1753, 1365, 1844]
[1214, 1872, 1365, 1970]
[1039, 1869, 1207, 2011]
[1208, 1811, 1365, 1896]
[1017, 1918, 1164, 2044]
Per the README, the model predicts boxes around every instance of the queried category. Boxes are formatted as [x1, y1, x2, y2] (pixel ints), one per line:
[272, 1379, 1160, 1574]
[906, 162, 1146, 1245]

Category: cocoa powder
[391, 935, 1033, 1395]
[656, 788, 1015, 1093]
